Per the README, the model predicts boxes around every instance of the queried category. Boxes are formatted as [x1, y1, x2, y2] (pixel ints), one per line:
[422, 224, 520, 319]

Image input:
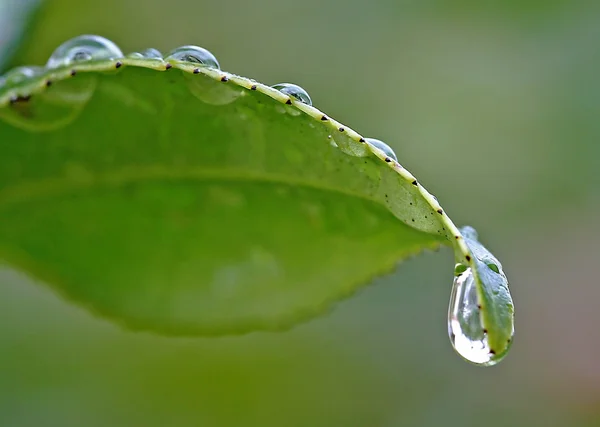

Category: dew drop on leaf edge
[46, 35, 124, 69]
[127, 49, 163, 60]
[364, 138, 397, 161]
[166, 46, 220, 69]
[141, 48, 163, 60]
[271, 83, 312, 106]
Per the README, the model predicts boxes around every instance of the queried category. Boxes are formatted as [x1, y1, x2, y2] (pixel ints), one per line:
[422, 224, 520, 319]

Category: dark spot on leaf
[193, 68, 200, 74]
[385, 158, 391, 163]
[45, 80, 52, 87]
[221, 76, 229, 82]
[483, 329, 488, 334]
[437, 209, 443, 214]
[70, 70, 77, 76]
[250, 85, 257, 90]
[489, 349, 496, 355]
[412, 180, 418, 186]
[339, 127, 345, 132]
[115, 61, 122, 69]
[411, 218, 415, 222]
[466, 255, 472, 261]
[10, 95, 31, 105]
[285, 99, 292, 105]
[455, 235, 460, 239]
[165, 63, 172, 70]
[321, 115, 328, 121]
[359, 137, 365, 142]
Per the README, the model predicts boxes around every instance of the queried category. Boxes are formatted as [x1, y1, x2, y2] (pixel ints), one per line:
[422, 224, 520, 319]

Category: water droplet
[448, 267, 498, 366]
[365, 138, 397, 161]
[0, 66, 44, 87]
[166, 46, 220, 69]
[141, 48, 163, 59]
[46, 35, 124, 69]
[271, 83, 312, 106]
[127, 49, 163, 60]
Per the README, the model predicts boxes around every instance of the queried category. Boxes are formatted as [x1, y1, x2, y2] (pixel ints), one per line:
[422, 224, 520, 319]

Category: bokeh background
[1, 0, 599, 426]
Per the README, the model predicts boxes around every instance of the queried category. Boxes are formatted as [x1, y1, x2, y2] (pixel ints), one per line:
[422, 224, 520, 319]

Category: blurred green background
[1, 0, 599, 426]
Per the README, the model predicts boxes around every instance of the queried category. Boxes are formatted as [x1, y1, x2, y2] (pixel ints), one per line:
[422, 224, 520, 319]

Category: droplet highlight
[271, 83, 312, 106]
[166, 46, 220, 69]
[365, 138, 397, 161]
[46, 35, 124, 69]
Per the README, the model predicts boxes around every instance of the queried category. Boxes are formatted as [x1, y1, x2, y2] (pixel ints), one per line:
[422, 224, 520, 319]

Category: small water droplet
[127, 49, 163, 60]
[365, 138, 397, 161]
[166, 46, 220, 69]
[448, 267, 499, 366]
[271, 83, 312, 106]
[141, 48, 163, 59]
[46, 35, 124, 69]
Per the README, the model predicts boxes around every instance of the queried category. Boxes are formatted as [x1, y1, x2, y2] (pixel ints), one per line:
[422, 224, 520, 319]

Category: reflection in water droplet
[271, 83, 312, 106]
[183, 73, 241, 106]
[0, 66, 44, 87]
[0, 71, 97, 132]
[448, 267, 498, 366]
[46, 35, 124, 69]
[365, 138, 397, 161]
[166, 46, 220, 69]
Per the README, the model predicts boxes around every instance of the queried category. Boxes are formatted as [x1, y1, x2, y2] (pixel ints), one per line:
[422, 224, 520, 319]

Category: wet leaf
[0, 40, 510, 341]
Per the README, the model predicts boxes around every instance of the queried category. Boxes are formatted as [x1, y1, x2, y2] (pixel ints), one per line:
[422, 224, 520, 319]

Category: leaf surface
[0, 51, 489, 336]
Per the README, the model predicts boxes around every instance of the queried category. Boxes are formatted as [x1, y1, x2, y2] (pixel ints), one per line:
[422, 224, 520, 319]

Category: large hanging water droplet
[365, 138, 397, 161]
[271, 83, 312, 106]
[166, 46, 220, 69]
[46, 35, 124, 69]
[448, 267, 498, 366]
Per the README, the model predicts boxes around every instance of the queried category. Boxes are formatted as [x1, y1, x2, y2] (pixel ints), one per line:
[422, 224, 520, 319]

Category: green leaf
[0, 38, 513, 357]
[0, 0, 42, 71]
